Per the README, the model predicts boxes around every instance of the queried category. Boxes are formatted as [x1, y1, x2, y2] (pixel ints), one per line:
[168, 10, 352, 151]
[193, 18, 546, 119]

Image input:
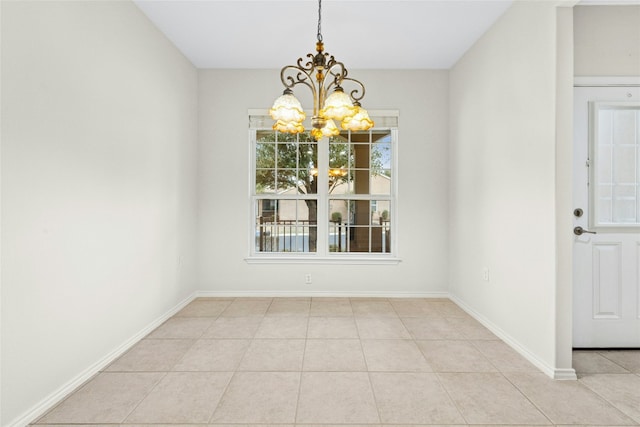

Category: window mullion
[316, 136, 330, 255]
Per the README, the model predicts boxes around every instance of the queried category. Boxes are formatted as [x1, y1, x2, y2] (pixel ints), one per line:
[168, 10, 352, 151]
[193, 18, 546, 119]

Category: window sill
[244, 255, 402, 265]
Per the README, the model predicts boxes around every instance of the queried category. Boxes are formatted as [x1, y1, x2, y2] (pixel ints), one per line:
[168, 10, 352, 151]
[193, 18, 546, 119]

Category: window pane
[598, 184, 613, 223]
[276, 132, 301, 143]
[328, 201, 347, 252]
[328, 199, 391, 253]
[256, 142, 275, 168]
[329, 200, 349, 224]
[613, 146, 636, 184]
[371, 170, 391, 195]
[613, 184, 637, 223]
[353, 169, 370, 194]
[255, 169, 275, 194]
[597, 145, 612, 184]
[299, 143, 318, 195]
[613, 110, 635, 145]
[277, 143, 298, 167]
[255, 199, 317, 253]
[327, 168, 350, 195]
[300, 143, 318, 168]
[329, 142, 350, 168]
[276, 169, 298, 192]
[349, 131, 371, 143]
[593, 106, 639, 226]
[372, 201, 391, 225]
[372, 141, 391, 169]
[374, 223, 391, 253]
[298, 171, 317, 195]
[257, 130, 276, 142]
[353, 144, 369, 168]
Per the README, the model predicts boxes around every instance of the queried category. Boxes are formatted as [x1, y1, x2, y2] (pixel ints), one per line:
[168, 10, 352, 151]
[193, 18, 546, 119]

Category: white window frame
[246, 109, 400, 264]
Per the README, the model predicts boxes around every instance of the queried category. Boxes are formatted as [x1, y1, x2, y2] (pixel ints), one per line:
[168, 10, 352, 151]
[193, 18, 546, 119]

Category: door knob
[574, 226, 596, 236]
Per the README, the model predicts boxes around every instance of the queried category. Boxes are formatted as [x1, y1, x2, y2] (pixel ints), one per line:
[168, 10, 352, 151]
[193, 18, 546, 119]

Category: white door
[573, 85, 640, 348]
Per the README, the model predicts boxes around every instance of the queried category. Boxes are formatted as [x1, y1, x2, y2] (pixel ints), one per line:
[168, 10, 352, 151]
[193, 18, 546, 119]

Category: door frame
[569, 76, 640, 353]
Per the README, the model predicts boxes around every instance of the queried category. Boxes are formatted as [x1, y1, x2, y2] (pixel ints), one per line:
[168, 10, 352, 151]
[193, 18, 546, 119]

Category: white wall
[449, 1, 570, 376]
[198, 69, 449, 295]
[1, 1, 198, 425]
[574, 5, 640, 77]
[555, 6, 575, 377]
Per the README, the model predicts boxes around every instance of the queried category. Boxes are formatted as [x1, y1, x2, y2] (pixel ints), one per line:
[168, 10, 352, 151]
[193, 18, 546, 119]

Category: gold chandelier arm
[341, 77, 366, 102]
[297, 54, 317, 72]
[297, 53, 323, 75]
[280, 65, 317, 101]
[323, 62, 366, 103]
[324, 61, 348, 93]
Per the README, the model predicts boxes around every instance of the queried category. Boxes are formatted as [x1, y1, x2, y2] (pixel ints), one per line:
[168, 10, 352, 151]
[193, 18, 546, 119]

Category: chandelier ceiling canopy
[269, 0, 374, 140]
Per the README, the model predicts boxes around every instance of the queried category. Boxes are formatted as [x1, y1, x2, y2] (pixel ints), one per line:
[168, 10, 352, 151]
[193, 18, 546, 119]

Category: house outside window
[249, 111, 398, 262]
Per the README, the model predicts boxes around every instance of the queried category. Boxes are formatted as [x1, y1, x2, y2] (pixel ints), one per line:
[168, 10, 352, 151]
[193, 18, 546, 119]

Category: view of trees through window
[253, 126, 394, 255]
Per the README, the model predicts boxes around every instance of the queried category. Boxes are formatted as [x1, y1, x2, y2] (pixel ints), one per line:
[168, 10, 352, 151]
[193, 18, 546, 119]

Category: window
[249, 112, 398, 260]
[590, 102, 640, 228]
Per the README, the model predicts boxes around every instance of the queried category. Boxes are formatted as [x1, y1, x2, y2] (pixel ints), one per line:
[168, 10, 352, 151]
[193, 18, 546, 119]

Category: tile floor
[33, 297, 640, 426]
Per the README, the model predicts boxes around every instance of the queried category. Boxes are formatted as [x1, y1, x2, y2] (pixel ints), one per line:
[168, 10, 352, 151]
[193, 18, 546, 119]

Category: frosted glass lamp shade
[311, 119, 339, 140]
[269, 90, 306, 123]
[274, 119, 304, 134]
[341, 105, 374, 131]
[320, 87, 356, 121]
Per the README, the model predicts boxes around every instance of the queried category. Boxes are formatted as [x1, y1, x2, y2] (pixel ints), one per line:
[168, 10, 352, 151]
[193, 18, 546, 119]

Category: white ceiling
[133, 0, 516, 69]
[133, 0, 639, 69]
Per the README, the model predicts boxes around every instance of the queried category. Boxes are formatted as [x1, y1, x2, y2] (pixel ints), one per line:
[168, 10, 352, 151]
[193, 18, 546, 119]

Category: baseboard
[448, 295, 577, 381]
[553, 368, 578, 380]
[6, 292, 198, 427]
[195, 290, 451, 299]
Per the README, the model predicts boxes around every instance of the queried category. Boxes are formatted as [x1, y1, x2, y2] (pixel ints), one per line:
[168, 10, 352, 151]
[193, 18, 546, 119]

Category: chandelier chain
[317, 0, 323, 42]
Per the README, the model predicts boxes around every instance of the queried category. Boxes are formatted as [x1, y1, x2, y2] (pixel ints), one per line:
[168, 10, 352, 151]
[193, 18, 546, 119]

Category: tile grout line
[500, 371, 564, 426]
[206, 297, 254, 424]
[577, 372, 640, 425]
[467, 337, 502, 373]
[432, 371, 470, 425]
[354, 299, 384, 425]
[118, 370, 170, 424]
[349, 298, 383, 425]
[596, 349, 639, 373]
[128, 298, 228, 425]
[205, 369, 236, 424]
[413, 303, 471, 425]
[293, 302, 311, 424]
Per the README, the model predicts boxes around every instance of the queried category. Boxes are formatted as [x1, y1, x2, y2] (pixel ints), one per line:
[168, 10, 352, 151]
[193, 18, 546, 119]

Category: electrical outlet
[482, 267, 490, 282]
[305, 274, 312, 284]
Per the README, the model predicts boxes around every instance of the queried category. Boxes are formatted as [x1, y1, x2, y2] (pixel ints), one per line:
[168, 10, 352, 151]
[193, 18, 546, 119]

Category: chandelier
[269, 0, 374, 140]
